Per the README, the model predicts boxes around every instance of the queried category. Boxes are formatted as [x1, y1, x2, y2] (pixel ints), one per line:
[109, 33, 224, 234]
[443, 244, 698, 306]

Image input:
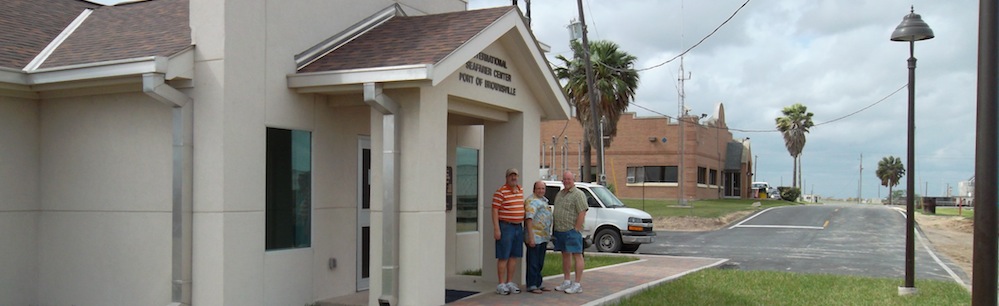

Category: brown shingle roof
[299, 6, 514, 73]
[0, 0, 99, 69]
[40, 0, 191, 69]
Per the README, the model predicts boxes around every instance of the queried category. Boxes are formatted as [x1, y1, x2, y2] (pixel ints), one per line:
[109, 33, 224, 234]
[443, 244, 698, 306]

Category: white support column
[481, 112, 537, 286]
[397, 88, 448, 305]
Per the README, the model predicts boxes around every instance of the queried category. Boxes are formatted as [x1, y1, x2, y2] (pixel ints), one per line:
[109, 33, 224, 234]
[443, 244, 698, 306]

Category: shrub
[779, 187, 801, 202]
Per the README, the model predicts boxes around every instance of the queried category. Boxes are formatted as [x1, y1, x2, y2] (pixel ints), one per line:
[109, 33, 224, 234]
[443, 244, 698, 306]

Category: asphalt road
[636, 204, 969, 287]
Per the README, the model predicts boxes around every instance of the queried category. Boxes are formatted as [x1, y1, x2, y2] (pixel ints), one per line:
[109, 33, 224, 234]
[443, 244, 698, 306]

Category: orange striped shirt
[492, 184, 525, 223]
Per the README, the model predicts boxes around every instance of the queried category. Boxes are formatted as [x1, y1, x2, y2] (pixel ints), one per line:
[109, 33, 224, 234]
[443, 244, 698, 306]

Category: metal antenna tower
[676, 0, 691, 205]
[677, 57, 690, 205]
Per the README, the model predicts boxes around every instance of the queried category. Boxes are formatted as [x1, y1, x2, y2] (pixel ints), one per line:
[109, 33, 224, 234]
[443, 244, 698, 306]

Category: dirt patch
[655, 210, 754, 231]
[915, 213, 974, 280]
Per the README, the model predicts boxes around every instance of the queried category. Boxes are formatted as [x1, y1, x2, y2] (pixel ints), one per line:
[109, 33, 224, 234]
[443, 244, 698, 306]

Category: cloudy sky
[470, 0, 979, 200]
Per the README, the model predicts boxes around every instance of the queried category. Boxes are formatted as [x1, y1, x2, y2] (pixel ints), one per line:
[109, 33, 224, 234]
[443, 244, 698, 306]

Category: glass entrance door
[723, 172, 741, 197]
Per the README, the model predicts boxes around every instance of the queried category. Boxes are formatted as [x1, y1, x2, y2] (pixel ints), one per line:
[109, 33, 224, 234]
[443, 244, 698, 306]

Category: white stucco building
[0, 0, 569, 305]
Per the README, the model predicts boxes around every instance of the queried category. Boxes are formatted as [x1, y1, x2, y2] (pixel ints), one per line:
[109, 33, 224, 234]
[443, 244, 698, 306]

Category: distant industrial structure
[957, 176, 975, 206]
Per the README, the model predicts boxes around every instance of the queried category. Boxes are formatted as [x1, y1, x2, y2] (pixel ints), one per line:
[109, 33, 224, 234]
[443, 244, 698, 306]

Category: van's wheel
[594, 229, 621, 252]
[620, 244, 640, 253]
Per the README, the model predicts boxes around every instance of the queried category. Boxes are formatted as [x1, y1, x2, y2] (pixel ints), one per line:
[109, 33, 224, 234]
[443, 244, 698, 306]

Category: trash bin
[922, 198, 937, 214]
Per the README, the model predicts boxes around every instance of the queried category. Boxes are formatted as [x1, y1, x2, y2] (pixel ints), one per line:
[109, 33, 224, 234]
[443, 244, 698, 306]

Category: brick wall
[539, 112, 752, 200]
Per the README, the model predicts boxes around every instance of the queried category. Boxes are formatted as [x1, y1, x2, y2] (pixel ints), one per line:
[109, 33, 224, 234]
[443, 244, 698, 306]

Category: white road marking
[734, 225, 825, 230]
[728, 207, 824, 230]
[728, 207, 778, 229]
[893, 208, 968, 289]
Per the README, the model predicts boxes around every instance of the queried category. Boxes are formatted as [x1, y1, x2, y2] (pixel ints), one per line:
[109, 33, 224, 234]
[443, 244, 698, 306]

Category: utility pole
[572, 0, 602, 184]
[754, 155, 758, 180]
[859, 153, 863, 203]
[551, 136, 557, 179]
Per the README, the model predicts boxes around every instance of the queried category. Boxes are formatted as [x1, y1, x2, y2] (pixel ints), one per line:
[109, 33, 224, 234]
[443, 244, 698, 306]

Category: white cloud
[470, 0, 978, 199]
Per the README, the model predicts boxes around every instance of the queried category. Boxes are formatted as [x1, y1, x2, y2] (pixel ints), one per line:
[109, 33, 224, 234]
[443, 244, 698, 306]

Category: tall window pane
[266, 128, 312, 250]
[644, 166, 663, 182]
[455, 147, 479, 232]
[664, 166, 678, 183]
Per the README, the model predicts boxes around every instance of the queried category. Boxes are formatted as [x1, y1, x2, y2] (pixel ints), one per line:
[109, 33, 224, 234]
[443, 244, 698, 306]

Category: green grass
[926, 206, 974, 219]
[460, 269, 482, 276]
[622, 198, 795, 218]
[612, 269, 970, 306]
[542, 252, 637, 277]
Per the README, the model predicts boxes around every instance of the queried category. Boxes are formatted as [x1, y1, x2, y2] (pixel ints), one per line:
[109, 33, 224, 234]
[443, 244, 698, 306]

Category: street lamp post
[890, 6, 934, 296]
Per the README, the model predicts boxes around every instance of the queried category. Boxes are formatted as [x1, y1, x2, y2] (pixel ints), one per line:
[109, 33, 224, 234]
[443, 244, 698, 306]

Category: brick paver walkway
[448, 255, 727, 306]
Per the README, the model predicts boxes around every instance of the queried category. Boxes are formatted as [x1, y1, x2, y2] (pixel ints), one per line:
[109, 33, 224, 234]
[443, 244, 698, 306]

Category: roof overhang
[287, 8, 569, 121]
[289, 64, 433, 92]
[0, 47, 194, 99]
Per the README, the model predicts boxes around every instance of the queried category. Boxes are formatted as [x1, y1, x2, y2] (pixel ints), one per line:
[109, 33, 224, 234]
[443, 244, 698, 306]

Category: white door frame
[357, 136, 371, 290]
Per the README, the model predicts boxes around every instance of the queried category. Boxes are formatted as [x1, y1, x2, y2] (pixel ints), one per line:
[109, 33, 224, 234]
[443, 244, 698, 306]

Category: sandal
[529, 288, 544, 294]
[539, 286, 552, 292]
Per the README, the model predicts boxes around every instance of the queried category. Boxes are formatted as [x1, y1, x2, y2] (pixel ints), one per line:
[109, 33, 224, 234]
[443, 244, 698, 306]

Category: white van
[542, 181, 655, 253]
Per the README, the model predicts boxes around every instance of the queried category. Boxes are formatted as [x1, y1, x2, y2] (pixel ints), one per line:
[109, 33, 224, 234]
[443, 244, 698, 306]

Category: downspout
[143, 73, 194, 306]
[363, 82, 400, 306]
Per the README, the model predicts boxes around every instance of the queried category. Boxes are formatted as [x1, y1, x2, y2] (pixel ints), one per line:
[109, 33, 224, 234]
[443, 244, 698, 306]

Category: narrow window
[266, 128, 312, 250]
[455, 147, 479, 232]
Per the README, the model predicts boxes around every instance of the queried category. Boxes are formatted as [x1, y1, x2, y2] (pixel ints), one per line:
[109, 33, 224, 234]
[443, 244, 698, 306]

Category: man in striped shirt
[492, 168, 524, 295]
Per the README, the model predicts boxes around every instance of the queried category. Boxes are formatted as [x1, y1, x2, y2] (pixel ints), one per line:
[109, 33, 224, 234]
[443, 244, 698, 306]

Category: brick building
[539, 103, 754, 200]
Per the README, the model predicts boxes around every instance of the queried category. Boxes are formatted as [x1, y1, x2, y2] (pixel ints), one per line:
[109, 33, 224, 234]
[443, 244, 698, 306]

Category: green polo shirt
[552, 187, 587, 232]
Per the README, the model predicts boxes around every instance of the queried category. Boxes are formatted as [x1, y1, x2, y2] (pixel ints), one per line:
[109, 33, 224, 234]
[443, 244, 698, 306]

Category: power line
[565, 0, 751, 74]
[625, 0, 751, 73]
[629, 82, 908, 133]
[813, 84, 907, 127]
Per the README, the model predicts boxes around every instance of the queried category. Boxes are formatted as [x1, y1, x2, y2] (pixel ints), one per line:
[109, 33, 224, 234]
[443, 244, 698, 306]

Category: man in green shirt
[552, 171, 587, 294]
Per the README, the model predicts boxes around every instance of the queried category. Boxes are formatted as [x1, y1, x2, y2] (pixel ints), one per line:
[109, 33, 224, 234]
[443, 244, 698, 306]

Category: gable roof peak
[297, 6, 515, 73]
[294, 4, 406, 70]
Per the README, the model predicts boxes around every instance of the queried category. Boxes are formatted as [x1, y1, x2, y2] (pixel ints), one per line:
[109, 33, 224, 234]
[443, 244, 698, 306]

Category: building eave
[287, 64, 433, 93]
[0, 48, 194, 98]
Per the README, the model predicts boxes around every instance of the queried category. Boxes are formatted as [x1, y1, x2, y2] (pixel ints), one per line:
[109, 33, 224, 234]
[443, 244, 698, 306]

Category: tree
[876, 156, 905, 205]
[554, 39, 639, 181]
[774, 103, 814, 190]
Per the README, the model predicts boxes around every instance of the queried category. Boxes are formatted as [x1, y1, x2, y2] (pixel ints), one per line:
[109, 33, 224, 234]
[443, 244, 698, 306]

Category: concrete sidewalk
[447, 254, 727, 306]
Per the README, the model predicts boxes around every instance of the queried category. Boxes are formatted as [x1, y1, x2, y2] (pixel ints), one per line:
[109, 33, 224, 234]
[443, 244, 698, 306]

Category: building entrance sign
[458, 52, 517, 96]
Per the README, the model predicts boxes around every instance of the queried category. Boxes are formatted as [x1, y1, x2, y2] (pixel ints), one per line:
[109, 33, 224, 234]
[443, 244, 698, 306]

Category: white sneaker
[554, 280, 572, 291]
[564, 282, 583, 294]
[496, 283, 509, 295]
[506, 282, 521, 294]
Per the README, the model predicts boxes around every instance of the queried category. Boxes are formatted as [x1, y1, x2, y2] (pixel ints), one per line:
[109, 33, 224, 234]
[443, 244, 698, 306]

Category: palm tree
[876, 156, 905, 205]
[554, 40, 639, 181]
[774, 103, 814, 190]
